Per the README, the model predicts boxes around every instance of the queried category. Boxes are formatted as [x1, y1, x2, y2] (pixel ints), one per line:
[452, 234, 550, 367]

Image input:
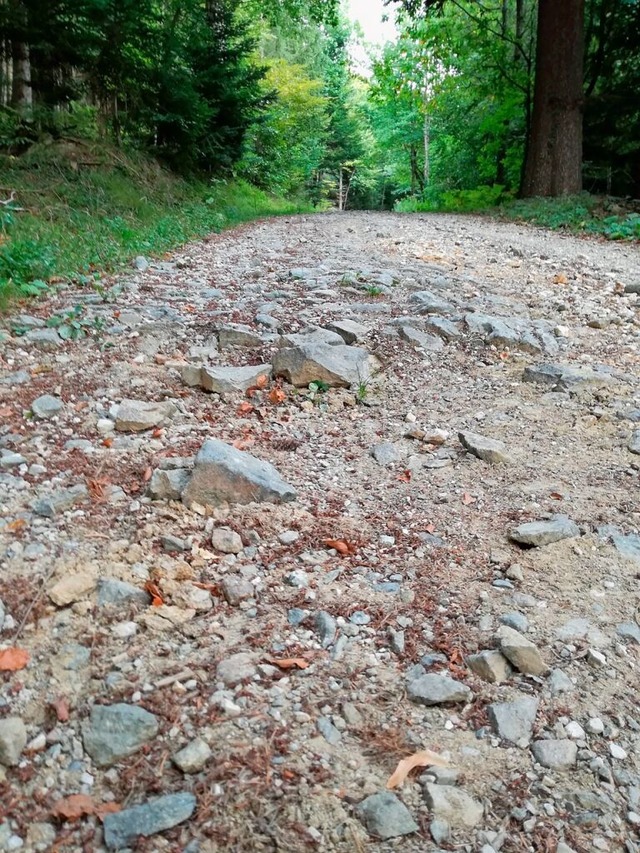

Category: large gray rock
[0, 717, 27, 767]
[31, 394, 64, 419]
[523, 363, 618, 392]
[24, 328, 62, 349]
[280, 328, 344, 348]
[182, 439, 296, 508]
[272, 343, 371, 388]
[217, 324, 263, 349]
[32, 484, 88, 518]
[325, 319, 369, 344]
[497, 626, 548, 676]
[398, 325, 444, 351]
[467, 650, 511, 684]
[628, 430, 640, 455]
[97, 579, 151, 608]
[357, 791, 419, 840]
[200, 364, 271, 396]
[466, 313, 557, 355]
[103, 793, 196, 849]
[407, 673, 473, 706]
[459, 431, 512, 464]
[115, 399, 177, 432]
[531, 739, 577, 770]
[422, 316, 461, 341]
[510, 516, 580, 547]
[371, 442, 401, 466]
[83, 704, 159, 767]
[216, 652, 257, 686]
[147, 468, 190, 500]
[410, 290, 454, 315]
[423, 784, 483, 828]
[488, 698, 539, 746]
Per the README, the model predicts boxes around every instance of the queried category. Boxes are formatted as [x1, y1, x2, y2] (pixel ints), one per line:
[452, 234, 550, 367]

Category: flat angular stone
[115, 399, 177, 432]
[172, 738, 212, 773]
[497, 625, 548, 676]
[49, 573, 97, 606]
[398, 325, 444, 351]
[0, 717, 27, 767]
[220, 576, 254, 605]
[32, 484, 88, 518]
[410, 290, 454, 315]
[182, 439, 296, 507]
[272, 343, 372, 388]
[371, 442, 401, 465]
[83, 703, 159, 767]
[523, 363, 617, 391]
[465, 313, 557, 354]
[467, 650, 512, 684]
[216, 652, 257, 686]
[97, 579, 151, 608]
[423, 784, 483, 828]
[531, 739, 577, 770]
[280, 328, 344, 347]
[408, 673, 472, 706]
[147, 468, 190, 500]
[103, 792, 196, 849]
[325, 319, 369, 344]
[510, 516, 580, 547]
[422, 316, 461, 341]
[617, 623, 640, 644]
[200, 364, 271, 395]
[31, 394, 64, 419]
[217, 324, 263, 348]
[459, 431, 512, 464]
[357, 791, 419, 840]
[211, 527, 243, 554]
[488, 697, 539, 745]
[628, 430, 640, 455]
[24, 328, 62, 349]
[180, 364, 204, 387]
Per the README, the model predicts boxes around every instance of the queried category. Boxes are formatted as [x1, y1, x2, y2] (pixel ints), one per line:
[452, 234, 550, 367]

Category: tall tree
[388, 0, 587, 197]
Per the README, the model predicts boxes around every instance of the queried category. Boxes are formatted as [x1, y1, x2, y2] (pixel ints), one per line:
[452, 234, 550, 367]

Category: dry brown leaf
[386, 749, 449, 789]
[6, 519, 28, 533]
[550, 491, 564, 500]
[0, 647, 30, 672]
[144, 580, 164, 607]
[268, 386, 286, 405]
[51, 793, 95, 821]
[237, 401, 254, 416]
[553, 273, 568, 285]
[50, 696, 70, 722]
[256, 374, 269, 389]
[142, 466, 153, 482]
[264, 655, 310, 670]
[397, 470, 412, 483]
[324, 538, 351, 556]
[461, 492, 476, 505]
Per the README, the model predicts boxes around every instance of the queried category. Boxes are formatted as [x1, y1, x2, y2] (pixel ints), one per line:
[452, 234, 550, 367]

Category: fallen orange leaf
[51, 794, 96, 821]
[386, 749, 449, 789]
[264, 655, 310, 670]
[256, 374, 269, 389]
[152, 427, 163, 438]
[6, 519, 27, 533]
[237, 401, 254, 416]
[232, 437, 254, 450]
[268, 386, 286, 405]
[324, 538, 351, 556]
[94, 802, 121, 821]
[144, 580, 164, 607]
[550, 491, 563, 500]
[553, 273, 568, 285]
[142, 466, 153, 482]
[397, 470, 412, 483]
[102, 438, 113, 448]
[461, 492, 476, 505]
[0, 647, 30, 672]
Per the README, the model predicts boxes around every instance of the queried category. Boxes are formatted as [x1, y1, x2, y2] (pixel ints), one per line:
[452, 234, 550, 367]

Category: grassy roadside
[0, 141, 312, 308]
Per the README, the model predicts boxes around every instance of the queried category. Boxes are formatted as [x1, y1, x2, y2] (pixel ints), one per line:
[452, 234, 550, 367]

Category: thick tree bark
[521, 0, 585, 197]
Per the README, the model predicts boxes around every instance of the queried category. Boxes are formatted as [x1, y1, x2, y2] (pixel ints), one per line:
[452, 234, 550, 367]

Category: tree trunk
[10, 38, 31, 114]
[521, 0, 584, 197]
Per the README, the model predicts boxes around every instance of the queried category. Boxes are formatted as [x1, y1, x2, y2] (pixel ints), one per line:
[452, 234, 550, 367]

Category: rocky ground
[0, 211, 639, 853]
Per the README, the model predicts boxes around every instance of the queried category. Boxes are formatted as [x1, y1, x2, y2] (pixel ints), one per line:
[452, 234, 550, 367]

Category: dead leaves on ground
[51, 793, 120, 822]
[50, 696, 70, 722]
[386, 749, 448, 789]
[144, 580, 164, 607]
[323, 538, 355, 556]
[264, 654, 310, 671]
[0, 647, 30, 672]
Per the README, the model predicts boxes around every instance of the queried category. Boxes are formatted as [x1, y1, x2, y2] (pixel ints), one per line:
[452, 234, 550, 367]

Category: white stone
[609, 743, 627, 760]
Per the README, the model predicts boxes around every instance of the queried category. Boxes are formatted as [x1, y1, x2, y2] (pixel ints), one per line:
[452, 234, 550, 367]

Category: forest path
[1, 212, 639, 852]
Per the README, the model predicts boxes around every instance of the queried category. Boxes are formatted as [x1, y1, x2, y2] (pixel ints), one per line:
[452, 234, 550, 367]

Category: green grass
[395, 186, 640, 242]
[0, 141, 312, 306]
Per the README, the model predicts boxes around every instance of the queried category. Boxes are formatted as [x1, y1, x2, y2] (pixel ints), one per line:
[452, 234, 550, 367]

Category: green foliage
[499, 196, 640, 240]
[396, 184, 508, 212]
[0, 148, 310, 305]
